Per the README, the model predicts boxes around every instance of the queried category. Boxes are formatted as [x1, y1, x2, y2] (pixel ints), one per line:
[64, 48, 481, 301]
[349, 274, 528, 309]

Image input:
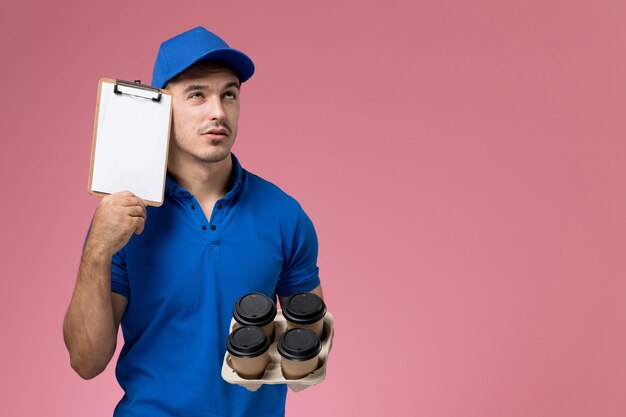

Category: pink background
[1, 0, 625, 416]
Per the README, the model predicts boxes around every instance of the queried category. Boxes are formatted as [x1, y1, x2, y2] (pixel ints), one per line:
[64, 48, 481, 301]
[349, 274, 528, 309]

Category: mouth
[201, 128, 229, 141]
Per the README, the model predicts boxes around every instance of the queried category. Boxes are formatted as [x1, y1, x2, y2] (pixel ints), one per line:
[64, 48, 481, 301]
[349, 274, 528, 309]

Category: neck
[167, 153, 233, 202]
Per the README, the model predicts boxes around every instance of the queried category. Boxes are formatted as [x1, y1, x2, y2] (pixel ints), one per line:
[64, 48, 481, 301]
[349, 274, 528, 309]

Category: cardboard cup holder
[221, 310, 334, 392]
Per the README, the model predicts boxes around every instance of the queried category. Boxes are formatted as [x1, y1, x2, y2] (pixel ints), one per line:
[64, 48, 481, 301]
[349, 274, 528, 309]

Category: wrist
[83, 239, 114, 263]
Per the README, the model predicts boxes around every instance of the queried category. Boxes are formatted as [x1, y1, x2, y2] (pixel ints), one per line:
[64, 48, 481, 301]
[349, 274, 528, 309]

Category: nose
[206, 95, 225, 121]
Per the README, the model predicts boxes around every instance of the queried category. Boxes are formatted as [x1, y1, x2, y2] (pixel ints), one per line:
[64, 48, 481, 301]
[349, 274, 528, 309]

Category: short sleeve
[111, 248, 130, 299]
[276, 206, 321, 297]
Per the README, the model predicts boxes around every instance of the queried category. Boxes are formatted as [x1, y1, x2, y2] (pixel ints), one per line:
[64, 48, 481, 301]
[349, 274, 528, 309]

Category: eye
[224, 91, 237, 100]
[188, 92, 204, 99]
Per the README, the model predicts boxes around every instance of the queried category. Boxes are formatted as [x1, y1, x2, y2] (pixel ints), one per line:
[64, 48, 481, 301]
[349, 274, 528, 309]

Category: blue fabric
[108, 154, 320, 417]
[151, 26, 255, 88]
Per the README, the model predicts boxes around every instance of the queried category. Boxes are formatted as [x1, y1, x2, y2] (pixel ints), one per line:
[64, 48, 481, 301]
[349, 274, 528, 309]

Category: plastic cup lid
[277, 328, 322, 361]
[282, 292, 326, 325]
[233, 292, 277, 327]
[227, 326, 271, 358]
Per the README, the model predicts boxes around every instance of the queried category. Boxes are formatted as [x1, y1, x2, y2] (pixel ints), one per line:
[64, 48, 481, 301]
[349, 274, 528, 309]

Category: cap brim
[161, 48, 255, 88]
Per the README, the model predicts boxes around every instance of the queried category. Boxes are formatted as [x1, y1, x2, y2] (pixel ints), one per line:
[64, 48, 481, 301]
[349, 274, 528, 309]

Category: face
[167, 63, 241, 164]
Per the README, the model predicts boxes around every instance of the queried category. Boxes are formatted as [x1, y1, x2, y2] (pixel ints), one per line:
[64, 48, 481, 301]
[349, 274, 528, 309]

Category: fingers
[99, 192, 148, 231]
[110, 190, 138, 198]
[103, 191, 147, 207]
[133, 216, 146, 235]
[111, 194, 147, 235]
[125, 204, 147, 218]
[118, 197, 147, 233]
[117, 197, 147, 208]
[88, 192, 150, 256]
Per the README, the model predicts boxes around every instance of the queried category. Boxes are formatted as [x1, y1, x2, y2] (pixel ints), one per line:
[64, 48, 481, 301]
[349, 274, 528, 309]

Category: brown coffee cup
[277, 327, 322, 380]
[233, 292, 277, 339]
[282, 292, 327, 337]
[226, 326, 271, 379]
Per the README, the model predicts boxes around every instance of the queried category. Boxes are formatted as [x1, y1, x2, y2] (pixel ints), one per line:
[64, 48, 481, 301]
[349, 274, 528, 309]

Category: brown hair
[166, 60, 241, 88]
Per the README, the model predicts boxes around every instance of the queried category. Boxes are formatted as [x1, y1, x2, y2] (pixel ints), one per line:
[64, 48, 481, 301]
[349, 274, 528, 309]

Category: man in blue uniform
[63, 27, 324, 417]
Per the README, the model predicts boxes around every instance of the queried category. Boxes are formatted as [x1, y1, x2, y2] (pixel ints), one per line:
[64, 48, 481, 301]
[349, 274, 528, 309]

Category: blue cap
[151, 27, 255, 88]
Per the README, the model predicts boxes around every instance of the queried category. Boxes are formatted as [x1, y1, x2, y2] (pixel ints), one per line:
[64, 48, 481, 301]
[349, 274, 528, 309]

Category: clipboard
[88, 78, 173, 206]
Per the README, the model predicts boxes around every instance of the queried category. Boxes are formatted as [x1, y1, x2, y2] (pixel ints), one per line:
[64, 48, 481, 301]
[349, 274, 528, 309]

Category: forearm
[63, 243, 118, 379]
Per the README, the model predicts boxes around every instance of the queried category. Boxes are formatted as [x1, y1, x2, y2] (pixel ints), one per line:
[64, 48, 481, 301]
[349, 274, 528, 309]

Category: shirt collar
[165, 153, 244, 200]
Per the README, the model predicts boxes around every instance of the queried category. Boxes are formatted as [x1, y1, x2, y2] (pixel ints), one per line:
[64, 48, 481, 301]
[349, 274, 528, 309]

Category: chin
[199, 150, 231, 163]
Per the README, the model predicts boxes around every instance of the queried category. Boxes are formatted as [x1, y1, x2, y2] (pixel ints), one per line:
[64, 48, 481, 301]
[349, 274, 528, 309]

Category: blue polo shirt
[108, 154, 320, 417]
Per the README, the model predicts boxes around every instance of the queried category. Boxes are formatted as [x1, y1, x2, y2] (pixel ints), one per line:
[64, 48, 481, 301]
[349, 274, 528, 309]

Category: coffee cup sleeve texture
[221, 310, 334, 392]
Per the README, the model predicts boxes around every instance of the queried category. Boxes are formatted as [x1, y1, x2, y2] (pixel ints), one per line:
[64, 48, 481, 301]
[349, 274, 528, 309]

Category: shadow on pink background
[1, 0, 625, 416]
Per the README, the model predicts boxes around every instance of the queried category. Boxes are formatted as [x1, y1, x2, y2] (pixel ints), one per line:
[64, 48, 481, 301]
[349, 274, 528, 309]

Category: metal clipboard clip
[113, 79, 162, 102]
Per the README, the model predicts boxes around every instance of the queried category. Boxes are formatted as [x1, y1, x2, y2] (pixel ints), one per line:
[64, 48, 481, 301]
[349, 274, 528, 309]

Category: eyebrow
[225, 81, 241, 90]
[183, 81, 241, 94]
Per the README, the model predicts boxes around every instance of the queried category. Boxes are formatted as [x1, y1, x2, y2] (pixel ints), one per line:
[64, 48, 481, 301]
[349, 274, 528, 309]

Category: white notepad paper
[89, 79, 172, 206]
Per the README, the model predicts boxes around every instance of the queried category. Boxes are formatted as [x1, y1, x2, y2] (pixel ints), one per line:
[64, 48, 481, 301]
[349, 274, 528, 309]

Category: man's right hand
[86, 191, 147, 258]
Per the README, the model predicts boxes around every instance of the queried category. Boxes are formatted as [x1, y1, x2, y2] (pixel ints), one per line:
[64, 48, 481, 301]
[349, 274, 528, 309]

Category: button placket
[209, 202, 224, 232]
[184, 195, 209, 238]
[204, 199, 225, 245]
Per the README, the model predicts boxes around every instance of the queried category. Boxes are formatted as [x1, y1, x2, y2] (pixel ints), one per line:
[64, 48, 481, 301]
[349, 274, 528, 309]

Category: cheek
[229, 109, 240, 130]
[172, 110, 196, 138]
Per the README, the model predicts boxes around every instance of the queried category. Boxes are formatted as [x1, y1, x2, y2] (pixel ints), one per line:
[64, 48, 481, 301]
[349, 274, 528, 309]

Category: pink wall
[1, 0, 625, 416]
